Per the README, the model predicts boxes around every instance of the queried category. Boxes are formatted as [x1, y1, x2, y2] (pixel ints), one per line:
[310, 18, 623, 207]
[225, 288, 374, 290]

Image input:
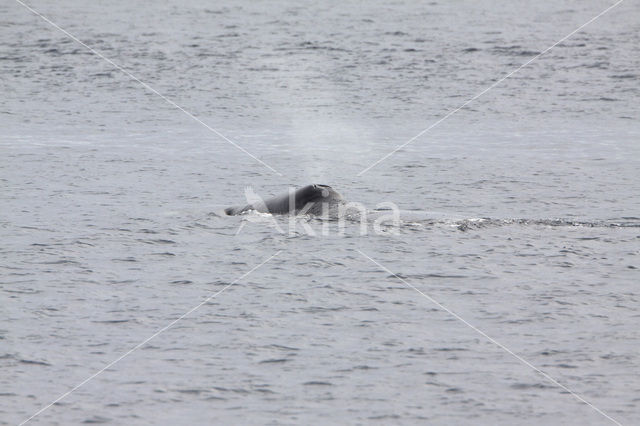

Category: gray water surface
[1, 0, 639, 425]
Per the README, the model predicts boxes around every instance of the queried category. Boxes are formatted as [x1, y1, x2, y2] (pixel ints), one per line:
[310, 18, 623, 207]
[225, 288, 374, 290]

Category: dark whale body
[225, 184, 343, 216]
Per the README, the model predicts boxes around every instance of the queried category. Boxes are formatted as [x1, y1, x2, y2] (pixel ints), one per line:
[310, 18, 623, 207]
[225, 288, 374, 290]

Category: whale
[224, 184, 343, 216]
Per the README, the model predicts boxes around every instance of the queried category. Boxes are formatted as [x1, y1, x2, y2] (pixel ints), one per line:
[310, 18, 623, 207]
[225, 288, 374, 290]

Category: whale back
[224, 184, 343, 216]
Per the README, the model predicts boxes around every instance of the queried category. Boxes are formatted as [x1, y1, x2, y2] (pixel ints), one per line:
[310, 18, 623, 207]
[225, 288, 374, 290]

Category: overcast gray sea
[1, 0, 639, 425]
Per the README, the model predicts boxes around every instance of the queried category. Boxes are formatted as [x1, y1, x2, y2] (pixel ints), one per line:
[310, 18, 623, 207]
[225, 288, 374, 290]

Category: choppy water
[1, 0, 639, 424]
